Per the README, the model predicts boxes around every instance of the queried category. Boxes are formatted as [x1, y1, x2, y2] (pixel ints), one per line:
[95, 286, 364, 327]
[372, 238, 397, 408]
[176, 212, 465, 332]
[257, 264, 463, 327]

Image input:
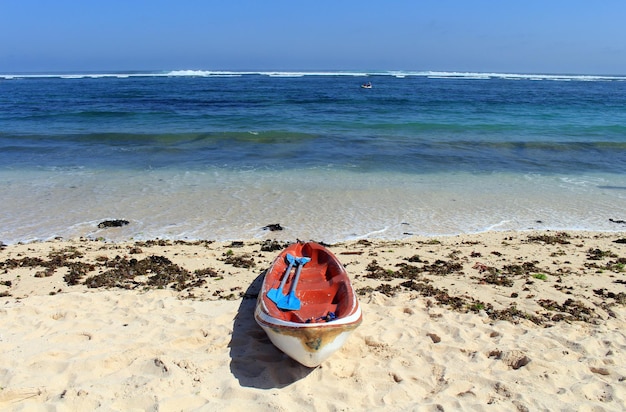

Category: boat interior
[265, 243, 357, 324]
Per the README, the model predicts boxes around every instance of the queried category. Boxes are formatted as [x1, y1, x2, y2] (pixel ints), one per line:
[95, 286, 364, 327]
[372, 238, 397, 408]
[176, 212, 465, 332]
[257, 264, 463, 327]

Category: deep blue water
[2, 71, 625, 174]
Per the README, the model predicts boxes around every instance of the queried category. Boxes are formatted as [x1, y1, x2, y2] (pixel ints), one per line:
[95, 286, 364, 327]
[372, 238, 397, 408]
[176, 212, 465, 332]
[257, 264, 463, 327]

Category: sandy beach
[1, 230, 625, 411]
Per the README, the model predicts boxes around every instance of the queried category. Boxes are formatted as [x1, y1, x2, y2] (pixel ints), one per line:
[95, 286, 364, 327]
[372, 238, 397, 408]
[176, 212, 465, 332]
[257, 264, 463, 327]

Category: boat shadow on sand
[228, 271, 315, 389]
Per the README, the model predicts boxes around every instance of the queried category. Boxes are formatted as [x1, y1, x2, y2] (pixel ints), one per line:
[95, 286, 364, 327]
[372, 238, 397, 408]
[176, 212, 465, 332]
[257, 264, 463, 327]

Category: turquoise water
[1, 70, 625, 243]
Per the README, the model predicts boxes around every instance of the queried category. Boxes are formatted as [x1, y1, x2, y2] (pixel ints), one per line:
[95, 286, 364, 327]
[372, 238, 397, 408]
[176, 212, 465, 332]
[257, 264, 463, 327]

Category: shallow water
[2, 167, 625, 244]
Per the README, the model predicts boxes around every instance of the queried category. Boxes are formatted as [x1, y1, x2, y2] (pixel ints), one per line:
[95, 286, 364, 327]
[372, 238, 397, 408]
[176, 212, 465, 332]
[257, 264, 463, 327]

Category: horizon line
[2, 69, 626, 81]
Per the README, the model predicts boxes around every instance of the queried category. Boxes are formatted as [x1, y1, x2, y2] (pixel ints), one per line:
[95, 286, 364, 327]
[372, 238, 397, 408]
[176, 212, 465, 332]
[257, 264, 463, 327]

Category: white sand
[1, 231, 625, 411]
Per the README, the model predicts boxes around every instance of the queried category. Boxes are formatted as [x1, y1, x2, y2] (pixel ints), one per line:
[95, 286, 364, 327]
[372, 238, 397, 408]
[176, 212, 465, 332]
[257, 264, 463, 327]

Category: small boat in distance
[255, 242, 362, 367]
[361, 81, 372, 89]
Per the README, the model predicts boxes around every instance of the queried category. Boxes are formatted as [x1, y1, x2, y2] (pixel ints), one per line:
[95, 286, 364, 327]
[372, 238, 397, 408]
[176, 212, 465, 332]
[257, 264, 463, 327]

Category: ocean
[1, 70, 625, 244]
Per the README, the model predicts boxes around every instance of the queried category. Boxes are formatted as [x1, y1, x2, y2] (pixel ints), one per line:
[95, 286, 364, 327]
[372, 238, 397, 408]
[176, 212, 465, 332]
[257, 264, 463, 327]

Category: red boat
[255, 242, 362, 367]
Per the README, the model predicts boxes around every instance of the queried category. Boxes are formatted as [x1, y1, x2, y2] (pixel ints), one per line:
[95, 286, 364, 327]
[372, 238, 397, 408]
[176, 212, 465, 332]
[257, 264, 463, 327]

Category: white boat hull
[255, 298, 362, 367]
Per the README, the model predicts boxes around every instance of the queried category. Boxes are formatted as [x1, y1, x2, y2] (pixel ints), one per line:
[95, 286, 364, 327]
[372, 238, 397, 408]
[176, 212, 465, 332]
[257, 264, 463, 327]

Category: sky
[1, 0, 625, 75]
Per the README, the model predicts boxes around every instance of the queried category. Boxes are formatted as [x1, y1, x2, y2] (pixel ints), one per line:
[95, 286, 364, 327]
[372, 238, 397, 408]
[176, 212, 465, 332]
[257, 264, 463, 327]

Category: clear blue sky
[2, 0, 625, 74]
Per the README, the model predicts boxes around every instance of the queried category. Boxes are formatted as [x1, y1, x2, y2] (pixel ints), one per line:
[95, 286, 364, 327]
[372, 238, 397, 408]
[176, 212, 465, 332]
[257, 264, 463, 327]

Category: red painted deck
[261, 242, 358, 324]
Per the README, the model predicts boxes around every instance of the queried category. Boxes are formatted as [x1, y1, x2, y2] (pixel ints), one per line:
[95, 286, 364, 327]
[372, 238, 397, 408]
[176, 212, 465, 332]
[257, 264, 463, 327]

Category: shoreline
[2, 230, 625, 410]
[3, 167, 626, 246]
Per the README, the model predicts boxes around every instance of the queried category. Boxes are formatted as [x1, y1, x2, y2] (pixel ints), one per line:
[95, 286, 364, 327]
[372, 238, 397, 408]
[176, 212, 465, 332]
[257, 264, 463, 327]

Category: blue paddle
[278, 256, 311, 311]
[267, 254, 297, 305]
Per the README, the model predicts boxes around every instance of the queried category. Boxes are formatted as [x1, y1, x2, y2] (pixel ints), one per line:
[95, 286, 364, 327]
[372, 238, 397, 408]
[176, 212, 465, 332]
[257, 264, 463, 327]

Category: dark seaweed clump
[83, 255, 219, 291]
[221, 252, 256, 268]
[97, 219, 130, 229]
[260, 239, 289, 252]
[364, 257, 463, 283]
[481, 272, 514, 287]
[397, 278, 544, 324]
[593, 289, 626, 305]
[586, 248, 618, 260]
[262, 223, 283, 231]
[583, 247, 626, 273]
[355, 251, 626, 325]
[1, 247, 92, 283]
[526, 232, 571, 245]
[64, 262, 97, 285]
[0, 245, 225, 296]
[536, 298, 595, 322]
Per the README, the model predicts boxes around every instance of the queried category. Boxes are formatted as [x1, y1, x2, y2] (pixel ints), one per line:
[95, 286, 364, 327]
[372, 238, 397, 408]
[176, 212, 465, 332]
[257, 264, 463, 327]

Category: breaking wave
[2, 70, 625, 82]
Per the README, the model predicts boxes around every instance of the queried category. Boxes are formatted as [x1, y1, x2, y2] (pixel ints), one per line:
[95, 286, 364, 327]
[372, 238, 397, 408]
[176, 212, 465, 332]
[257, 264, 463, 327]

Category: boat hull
[254, 242, 362, 367]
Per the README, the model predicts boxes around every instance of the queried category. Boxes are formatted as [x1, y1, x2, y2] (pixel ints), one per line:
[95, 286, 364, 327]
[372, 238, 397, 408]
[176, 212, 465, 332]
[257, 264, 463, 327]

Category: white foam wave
[421, 71, 626, 82]
[0, 73, 156, 80]
[166, 70, 243, 77]
[2, 70, 625, 82]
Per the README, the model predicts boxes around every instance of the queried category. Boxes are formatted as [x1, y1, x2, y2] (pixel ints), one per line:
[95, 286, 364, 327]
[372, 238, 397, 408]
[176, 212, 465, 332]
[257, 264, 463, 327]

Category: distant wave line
[2, 70, 625, 82]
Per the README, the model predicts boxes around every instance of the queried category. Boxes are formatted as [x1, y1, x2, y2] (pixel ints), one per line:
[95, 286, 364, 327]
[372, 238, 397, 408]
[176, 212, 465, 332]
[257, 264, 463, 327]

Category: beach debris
[586, 248, 617, 260]
[364, 257, 462, 282]
[526, 232, 571, 245]
[63, 262, 95, 285]
[406, 254, 424, 262]
[221, 252, 256, 268]
[589, 366, 611, 376]
[97, 219, 130, 229]
[488, 350, 531, 370]
[537, 298, 594, 321]
[1, 246, 92, 285]
[587, 257, 626, 273]
[481, 272, 514, 287]
[153, 358, 169, 373]
[84, 255, 180, 289]
[2, 234, 624, 325]
[375, 283, 400, 297]
[82, 255, 215, 291]
[260, 239, 288, 252]
[473, 262, 490, 272]
[262, 223, 283, 231]
[593, 289, 626, 305]
[364, 260, 395, 281]
[609, 218, 626, 224]
[423, 259, 463, 276]
[503, 262, 543, 275]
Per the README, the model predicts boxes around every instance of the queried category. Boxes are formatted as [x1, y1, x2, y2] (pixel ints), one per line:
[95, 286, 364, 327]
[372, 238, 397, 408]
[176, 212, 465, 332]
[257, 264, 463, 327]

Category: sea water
[1, 70, 625, 243]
